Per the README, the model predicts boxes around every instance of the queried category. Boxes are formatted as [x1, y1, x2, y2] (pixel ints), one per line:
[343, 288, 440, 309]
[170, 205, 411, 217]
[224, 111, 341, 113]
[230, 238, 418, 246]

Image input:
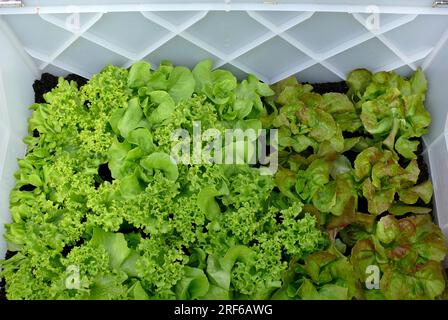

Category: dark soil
[64, 74, 88, 88]
[4, 251, 16, 260]
[33, 73, 88, 103]
[98, 163, 113, 183]
[417, 155, 429, 185]
[0, 276, 5, 301]
[33, 73, 58, 103]
[61, 238, 85, 258]
[19, 184, 37, 192]
[0, 251, 16, 301]
[308, 81, 349, 95]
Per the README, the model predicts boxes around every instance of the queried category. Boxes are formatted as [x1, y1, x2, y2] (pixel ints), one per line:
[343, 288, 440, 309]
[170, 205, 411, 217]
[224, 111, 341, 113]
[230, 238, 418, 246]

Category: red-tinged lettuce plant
[347, 68, 430, 160]
[354, 146, 432, 215]
[350, 214, 447, 300]
[272, 246, 362, 300]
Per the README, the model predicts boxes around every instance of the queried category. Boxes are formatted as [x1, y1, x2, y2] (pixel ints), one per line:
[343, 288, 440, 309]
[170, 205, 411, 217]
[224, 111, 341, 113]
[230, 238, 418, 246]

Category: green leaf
[389, 204, 431, 216]
[303, 251, 338, 282]
[410, 68, 427, 96]
[147, 90, 175, 124]
[110, 108, 126, 135]
[193, 60, 237, 108]
[175, 267, 210, 300]
[257, 80, 275, 97]
[121, 251, 140, 277]
[118, 97, 143, 138]
[398, 180, 433, 204]
[362, 179, 395, 215]
[326, 197, 357, 228]
[222, 245, 255, 269]
[90, 228, 132, 270]
[318, 284, 349, 300]
[206, 255, 231, 293]
[168, 66, 195, 103]
[275, 168, 297, 199]
[128, 281, 150, 300]
[128, 61, 151, 89]
[322, 93, 355, 114]
[127, 128, 154, 154]
[4, 223, 27, 247]
[350, 239, 377, 283]
[192, 59, 213, 93]
[108, 139, 133, 179]
[146, 62, 173, 91]
[412, 215, 447, 262]
[330, 155, 352, 178]
[188, 248, 207, 270]
[354, 147, 381, 181]
[140, 152, 179, 181]
[333, 112, 362, 133]
[414, 261, 445, 299]
[197, 187, 222, 221]
[360, 100, 395, 135]
[206, 246, 255, 295]
[297, 279, 320, 300]
[299, 249, 358, 300]
[395, 136, 419, 159]
[275, 80, 313, 106]
[383, 118, 400, 151]
[89, 274, 127, 300]
[346, 68, 372, 101]
[119, 171, 144, 198]
[381, 261, 445, 300]
[376, 215, 400, 244]
[295, 158, 331, 202]
[200, 284, 229, 300]
[234, 119, 262, 132]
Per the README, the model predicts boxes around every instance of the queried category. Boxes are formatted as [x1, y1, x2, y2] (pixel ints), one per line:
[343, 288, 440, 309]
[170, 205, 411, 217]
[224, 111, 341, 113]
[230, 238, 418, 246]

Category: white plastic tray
[1, 1, 448, 259]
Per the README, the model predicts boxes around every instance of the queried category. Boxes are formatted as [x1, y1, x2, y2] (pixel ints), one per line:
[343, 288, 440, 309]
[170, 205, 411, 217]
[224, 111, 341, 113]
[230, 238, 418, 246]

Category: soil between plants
[33, 73, 88, 103]
[308, 81, 349, 95]
[0, 77, 436, 300]
[0, 250, 16, 301]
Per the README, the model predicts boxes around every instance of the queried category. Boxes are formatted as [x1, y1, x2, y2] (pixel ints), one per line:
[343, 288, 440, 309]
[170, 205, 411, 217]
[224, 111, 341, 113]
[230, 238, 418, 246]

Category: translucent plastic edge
[5, 9, 433, 85]
[2, 3, 448, 15]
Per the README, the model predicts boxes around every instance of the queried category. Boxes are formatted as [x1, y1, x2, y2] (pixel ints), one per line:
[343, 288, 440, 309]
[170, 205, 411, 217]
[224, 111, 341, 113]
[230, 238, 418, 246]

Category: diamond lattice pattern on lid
[2, 9, 447, 83]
